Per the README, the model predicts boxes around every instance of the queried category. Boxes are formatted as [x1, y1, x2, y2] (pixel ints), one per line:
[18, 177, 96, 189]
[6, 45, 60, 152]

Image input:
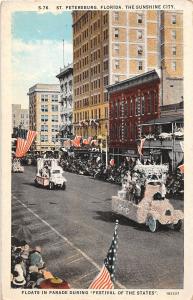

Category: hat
[12, 264, 26, 286]
[29, 265, 39, 273]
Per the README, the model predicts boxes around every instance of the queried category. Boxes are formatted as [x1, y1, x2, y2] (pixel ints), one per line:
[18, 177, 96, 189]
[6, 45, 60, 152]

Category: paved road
[12, 166, 184, 289]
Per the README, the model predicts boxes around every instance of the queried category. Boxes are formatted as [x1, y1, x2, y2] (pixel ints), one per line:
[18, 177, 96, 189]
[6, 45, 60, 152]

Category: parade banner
[0, 1, 192, 300]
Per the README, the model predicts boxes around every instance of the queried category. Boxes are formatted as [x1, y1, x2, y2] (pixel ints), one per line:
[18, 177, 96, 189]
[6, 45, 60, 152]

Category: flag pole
[62, 39, 64, 67]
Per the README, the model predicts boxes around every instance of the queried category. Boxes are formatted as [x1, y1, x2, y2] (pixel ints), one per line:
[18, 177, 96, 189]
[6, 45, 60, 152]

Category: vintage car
[34, 158, 67, 190]
[12, 158, 24, 173]
[112, 164, 184, 232]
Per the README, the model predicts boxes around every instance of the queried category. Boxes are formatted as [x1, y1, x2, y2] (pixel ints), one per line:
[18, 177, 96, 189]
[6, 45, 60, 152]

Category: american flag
[15, 129, 37, 158]
[89, 220, 119, 289]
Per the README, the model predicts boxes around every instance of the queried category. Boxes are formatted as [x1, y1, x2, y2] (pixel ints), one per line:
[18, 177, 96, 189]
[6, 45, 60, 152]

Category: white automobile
[34, 158, 67, 190]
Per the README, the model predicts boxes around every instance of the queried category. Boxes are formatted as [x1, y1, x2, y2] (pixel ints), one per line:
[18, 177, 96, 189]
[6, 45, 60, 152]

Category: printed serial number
[166, 292, 179, 296]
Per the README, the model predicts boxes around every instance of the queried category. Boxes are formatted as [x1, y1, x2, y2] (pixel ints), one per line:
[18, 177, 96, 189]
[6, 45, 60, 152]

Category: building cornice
[106, 70, 160, 94]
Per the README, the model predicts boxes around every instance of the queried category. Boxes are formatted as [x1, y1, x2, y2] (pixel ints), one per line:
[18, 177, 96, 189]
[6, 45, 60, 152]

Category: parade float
[12, 158, 24, 173]
[112, 164, 184, 232]
[34, 158, 67, 190]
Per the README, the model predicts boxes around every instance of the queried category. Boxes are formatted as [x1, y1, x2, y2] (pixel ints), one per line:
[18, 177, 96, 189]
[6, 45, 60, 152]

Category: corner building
[72, 11, 160, 139]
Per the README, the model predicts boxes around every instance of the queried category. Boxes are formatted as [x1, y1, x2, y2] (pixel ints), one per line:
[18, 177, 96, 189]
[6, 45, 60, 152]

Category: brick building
[107, 70, 160, 157]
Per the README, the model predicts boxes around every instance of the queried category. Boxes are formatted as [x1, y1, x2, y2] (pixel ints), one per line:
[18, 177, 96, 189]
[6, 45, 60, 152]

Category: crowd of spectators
[11, 237, 70, 289]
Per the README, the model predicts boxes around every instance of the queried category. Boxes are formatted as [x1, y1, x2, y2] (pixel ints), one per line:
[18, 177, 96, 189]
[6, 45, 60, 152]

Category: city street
[12, 166, 184, 289]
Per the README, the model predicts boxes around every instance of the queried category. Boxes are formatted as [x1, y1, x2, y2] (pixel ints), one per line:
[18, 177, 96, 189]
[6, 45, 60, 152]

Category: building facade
[56, 64, 73, 142]
[107, 70, 160, 155]
[160, 11, 183, 107]
[12, 104, 29, 132]
[28, 84, 60, 152]
[72, 11, 160, 139]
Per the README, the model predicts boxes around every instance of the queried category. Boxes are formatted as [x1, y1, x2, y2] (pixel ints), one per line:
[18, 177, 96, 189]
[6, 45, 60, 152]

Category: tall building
[72, 11, 160, 139]
[160, 11, 183, 107]
[28, 84, 60, 152]
[12, 104, 29, 132]
[56, 64, 73, 142]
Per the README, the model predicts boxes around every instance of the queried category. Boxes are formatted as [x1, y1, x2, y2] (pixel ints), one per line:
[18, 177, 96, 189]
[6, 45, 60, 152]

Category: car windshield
[52, 170, 61, 174]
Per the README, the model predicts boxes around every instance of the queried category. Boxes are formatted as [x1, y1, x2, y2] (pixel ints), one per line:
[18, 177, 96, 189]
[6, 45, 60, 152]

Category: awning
[141, 115, 184, 126]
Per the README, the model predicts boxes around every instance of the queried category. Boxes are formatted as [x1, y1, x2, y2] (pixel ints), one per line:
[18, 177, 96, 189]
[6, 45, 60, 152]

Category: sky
[11, 11, 73, 108]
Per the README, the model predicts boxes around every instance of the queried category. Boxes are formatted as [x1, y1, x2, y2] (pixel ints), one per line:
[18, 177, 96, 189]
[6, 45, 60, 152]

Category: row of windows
[73, 13, 89, 34]
[40, 135, 59, 143]
[41, 115, 58, 122]
[91, 79, 101, 90]
[91, 19, 101, 34]
[74, 70, 89, 84]
[74, 92, 108, 109]
[91, 64, 100, 77]
[110, 123, 140, 141]
[74, 83, 89, 96]
[74, 107, 109, 123]
[110, 92, 158, 118]
[41, 94, 58, 102]
[41, 105, 58, 112]
[13, 114, 28, 119]
[74, 98, 89, 109]
[91, 35, 101, 49]
[91, 50, 100, 62]
[113, 12, 143, 24]
[41, 125, 58, 132]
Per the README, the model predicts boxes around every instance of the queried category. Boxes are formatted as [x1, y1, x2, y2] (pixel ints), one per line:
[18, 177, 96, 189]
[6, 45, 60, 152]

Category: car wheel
[173, 220, 182, 231]
[62, 183, 66, 190]
[147, 216, 158, 233]
[49, 182, 54, 190]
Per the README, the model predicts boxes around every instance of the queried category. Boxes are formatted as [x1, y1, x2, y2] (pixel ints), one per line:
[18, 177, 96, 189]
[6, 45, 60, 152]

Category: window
[171, 30, 176, 39]
[105, 107, 108, 118]
[130, 98, 133, 116]
[41, 94, 48, 102]
[141, 95, 145, 115]
[114, 12, 119, 21]
[41, 105, 48, 112]
[104, 75, 109, 86]
[137, 45, 143, 55]
[115, 59, 120, 69]
[172, 61, 176, 71]
[137, 30, 143, 40]
[52, 115, 58, 122]
[137, 14, 143, 24]
[114, 43, 119, 55]
[98, 108, 101, 119]
[114, 28, 119, 38]
[52, 105, 58, 112]
[135, 97, 138, 115]
[138, 61, 143, 70]
[104, 92, 108, 102]
[40, 135, 48, 142]
[41, 115, 48, 122]
[171, 15, 176, 24]
[52, 95, 58, 102]
[172, 46, 176, 55]
[52, 135, 58, 142]
[41, 125, 48, 132]
[52, 125, 58, 132]
[147, 93, 151, 113]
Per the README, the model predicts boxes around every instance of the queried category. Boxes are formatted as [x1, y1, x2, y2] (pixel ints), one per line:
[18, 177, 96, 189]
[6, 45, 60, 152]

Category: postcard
[1, 0, 193, 299]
